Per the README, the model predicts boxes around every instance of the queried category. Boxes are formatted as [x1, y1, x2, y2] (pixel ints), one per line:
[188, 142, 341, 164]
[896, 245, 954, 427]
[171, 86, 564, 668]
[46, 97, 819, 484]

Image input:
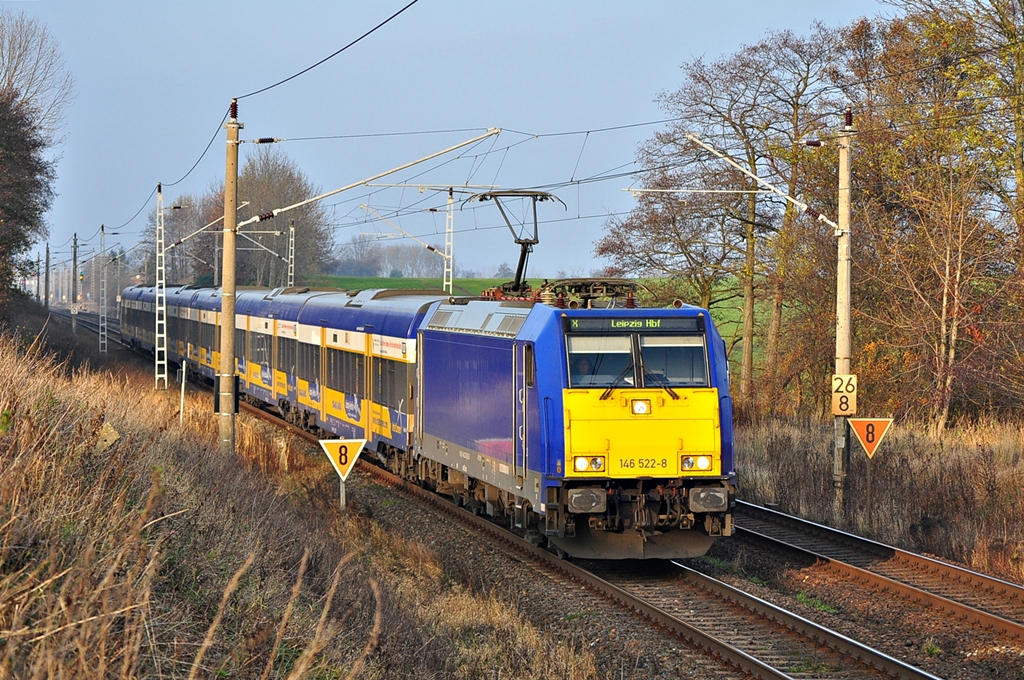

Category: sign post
[848, 418, 893, 535]
[319, 439, 367, 510]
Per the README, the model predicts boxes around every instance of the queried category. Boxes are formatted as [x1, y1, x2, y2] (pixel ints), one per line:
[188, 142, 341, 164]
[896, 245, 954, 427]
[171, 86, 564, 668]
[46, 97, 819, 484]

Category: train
[119, 278, 735, 559]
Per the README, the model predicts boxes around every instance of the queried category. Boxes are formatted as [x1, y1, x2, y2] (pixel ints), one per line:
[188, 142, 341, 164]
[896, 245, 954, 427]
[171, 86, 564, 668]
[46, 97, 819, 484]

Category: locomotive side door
[513, 340, 531, 490]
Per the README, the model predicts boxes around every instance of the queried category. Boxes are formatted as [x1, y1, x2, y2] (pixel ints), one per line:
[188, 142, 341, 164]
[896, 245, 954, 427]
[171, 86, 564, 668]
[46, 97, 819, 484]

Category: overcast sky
[9, 0, 887, 279]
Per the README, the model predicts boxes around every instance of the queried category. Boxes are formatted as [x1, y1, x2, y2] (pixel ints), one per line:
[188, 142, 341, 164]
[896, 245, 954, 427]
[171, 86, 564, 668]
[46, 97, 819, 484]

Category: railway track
[586, 560, 941, 679]
[733, 500, 1024, 642]
[48, 308, 123, 342]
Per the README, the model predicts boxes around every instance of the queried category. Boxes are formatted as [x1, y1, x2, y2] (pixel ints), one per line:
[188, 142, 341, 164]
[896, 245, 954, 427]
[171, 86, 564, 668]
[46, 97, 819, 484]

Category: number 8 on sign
[831, 374, 857, 416]
[320, 439, 366, 482]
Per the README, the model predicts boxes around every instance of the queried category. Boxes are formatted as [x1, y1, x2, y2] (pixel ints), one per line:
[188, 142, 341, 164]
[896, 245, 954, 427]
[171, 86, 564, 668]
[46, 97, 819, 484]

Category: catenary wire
[236, 0, 420, 100]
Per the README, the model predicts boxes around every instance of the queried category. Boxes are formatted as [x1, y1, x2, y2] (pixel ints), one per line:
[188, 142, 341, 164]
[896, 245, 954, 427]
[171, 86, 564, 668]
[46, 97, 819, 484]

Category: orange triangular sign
[848, 419, 893, 459]
[320, 439, 367, 481]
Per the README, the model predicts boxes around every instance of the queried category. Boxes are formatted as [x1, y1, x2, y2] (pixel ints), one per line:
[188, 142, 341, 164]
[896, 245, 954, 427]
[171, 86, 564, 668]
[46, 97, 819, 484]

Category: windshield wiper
[600, 364, 635, 400]
[643, 369, 679, 400]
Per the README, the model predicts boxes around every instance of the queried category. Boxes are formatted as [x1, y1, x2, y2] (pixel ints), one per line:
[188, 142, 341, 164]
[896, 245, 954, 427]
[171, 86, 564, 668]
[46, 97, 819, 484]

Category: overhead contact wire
[236, 0, 421, 100]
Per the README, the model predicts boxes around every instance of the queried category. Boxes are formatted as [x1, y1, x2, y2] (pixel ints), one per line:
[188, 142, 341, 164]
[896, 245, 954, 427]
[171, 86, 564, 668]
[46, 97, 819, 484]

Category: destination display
[564, 316, 701, 333]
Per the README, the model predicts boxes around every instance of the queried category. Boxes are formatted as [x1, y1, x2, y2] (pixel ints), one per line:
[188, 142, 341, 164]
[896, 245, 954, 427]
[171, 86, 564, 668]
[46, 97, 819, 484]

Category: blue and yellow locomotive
[120, 279, 735, 559]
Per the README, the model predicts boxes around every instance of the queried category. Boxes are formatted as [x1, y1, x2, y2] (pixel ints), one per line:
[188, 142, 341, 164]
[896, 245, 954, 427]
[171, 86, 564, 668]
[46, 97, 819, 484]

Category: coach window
[326, 348, 343, 391]
[278, 336, 296, 375]
[297, 342, 320, 385]
[200, 321, 214, 352]
[346, 352, 365, 398]
[253, 331, 271, 366]
[235, 329, 246, 362]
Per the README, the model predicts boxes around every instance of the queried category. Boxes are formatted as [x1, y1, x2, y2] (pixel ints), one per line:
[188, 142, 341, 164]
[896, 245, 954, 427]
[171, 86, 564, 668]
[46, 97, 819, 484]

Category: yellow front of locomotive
[563, 387, 722, 479]
[550, 313, 733, 560]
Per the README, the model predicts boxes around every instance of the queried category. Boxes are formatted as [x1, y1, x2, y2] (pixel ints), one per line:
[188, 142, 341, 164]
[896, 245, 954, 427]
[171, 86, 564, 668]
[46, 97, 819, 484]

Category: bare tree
[608, 42, 780, 409]
[379, 242, 444, 278]
[334, 235, 383, 276]
[236, 147, 335, 286]
[747, 26, 842, 397]
[0, 9, 75, 144]
[596, 173, 743, 312]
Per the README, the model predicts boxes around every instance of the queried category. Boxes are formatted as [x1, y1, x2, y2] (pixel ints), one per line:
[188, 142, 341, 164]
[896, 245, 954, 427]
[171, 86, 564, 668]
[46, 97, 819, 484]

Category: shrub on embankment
[737, 420, 1024, 584]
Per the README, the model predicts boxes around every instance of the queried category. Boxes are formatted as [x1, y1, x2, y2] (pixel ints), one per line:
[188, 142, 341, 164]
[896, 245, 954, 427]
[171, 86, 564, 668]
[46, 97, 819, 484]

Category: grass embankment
[736, 420, 1024, 583]
[0, 302, 597, 679]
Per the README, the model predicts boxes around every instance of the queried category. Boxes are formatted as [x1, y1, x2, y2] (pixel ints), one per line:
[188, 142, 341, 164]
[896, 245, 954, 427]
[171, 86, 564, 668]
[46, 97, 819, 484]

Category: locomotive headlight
[681, 455, 713, 471]
[573, 456, 605, 472]
[630, 399, 651, 415]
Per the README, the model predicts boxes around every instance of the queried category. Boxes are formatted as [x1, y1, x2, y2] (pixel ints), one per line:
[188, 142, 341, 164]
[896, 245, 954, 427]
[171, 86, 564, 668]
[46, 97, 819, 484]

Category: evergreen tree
[0, 92, 54, 305]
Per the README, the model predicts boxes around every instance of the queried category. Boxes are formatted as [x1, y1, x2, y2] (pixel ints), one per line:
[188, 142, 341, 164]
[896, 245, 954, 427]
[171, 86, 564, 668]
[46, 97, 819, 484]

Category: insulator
[625, 291, 636, 309]
[258, 211, 275, 221]
[254, 137, 276, 144]
[805, 207, 821, 219]
[230, 100, 238, 119]
[845, 107, 853, 127]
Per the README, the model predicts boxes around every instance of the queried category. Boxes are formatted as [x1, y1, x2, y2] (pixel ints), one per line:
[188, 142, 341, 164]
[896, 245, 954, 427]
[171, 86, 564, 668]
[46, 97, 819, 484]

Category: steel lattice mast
[155, 185, 168, 389]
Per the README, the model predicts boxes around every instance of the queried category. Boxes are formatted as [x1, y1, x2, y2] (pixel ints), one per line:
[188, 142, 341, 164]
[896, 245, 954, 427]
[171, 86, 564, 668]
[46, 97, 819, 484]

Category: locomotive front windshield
[567, 335, 634, 387]
[639, 335, 707, 386]
[567, 332, 709, 388]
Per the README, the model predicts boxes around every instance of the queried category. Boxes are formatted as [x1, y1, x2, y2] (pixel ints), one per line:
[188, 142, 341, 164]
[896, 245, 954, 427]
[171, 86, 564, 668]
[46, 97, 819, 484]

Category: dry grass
[0, 302, 601, 678]
[737, 419, 1024, 583]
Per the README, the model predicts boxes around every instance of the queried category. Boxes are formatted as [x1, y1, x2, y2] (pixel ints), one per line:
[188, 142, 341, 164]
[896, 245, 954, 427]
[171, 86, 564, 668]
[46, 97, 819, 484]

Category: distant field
[307, 276, 524, 297]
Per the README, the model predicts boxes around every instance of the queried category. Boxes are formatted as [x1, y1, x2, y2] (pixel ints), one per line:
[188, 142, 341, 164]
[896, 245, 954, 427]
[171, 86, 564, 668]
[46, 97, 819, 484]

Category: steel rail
[669, 562, 943, 680]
